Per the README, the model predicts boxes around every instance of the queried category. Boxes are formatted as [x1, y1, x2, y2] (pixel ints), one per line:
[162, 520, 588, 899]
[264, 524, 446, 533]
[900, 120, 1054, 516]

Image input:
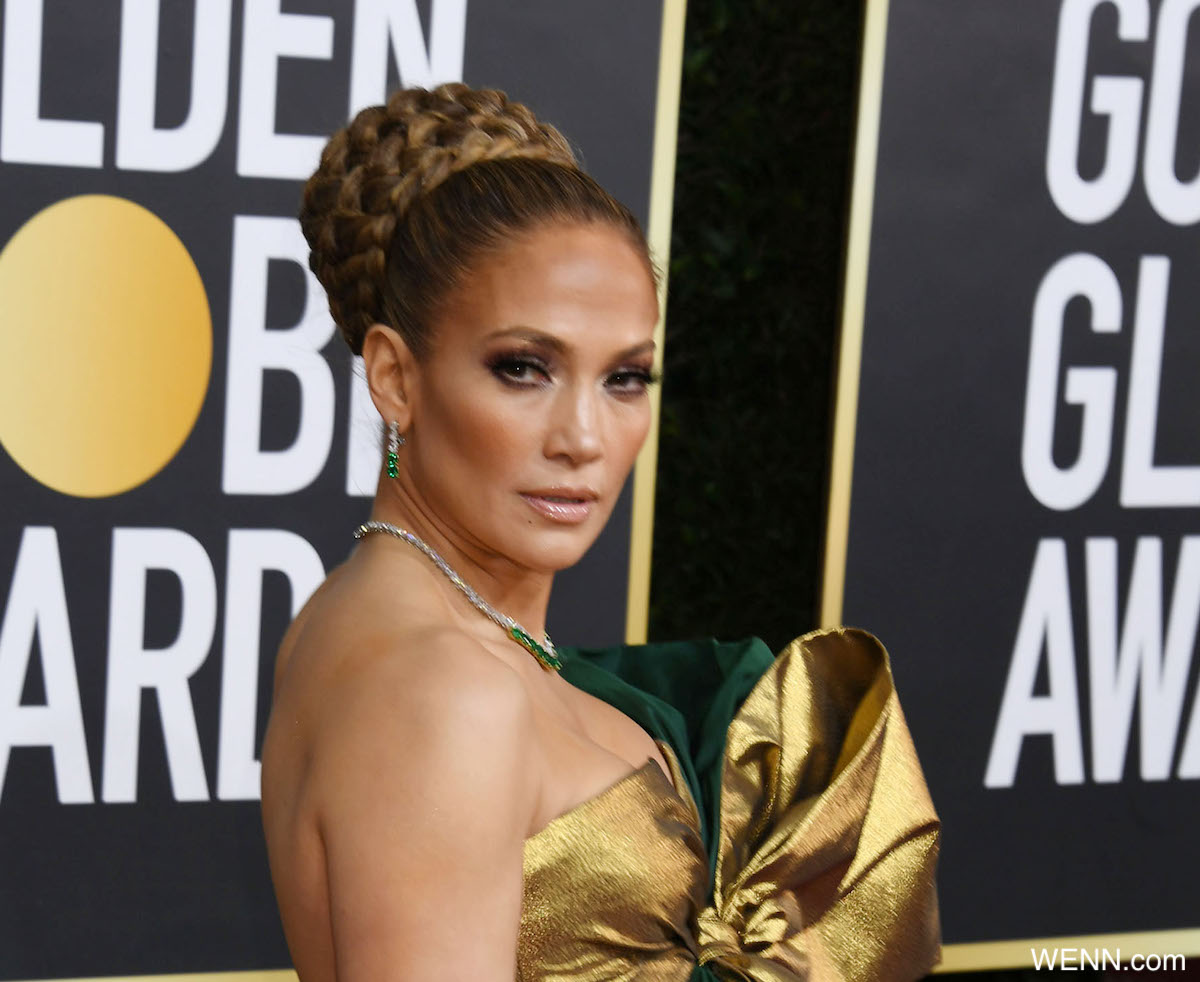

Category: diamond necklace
[353, 520, 563, 672]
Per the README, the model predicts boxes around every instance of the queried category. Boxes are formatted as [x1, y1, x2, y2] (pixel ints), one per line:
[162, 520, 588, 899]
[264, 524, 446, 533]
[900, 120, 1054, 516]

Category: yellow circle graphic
[0, 195, 211, 497]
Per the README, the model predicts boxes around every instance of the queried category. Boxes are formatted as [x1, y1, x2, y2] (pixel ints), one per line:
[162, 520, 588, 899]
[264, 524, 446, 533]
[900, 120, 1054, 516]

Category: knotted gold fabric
[518, 627, 941, 981]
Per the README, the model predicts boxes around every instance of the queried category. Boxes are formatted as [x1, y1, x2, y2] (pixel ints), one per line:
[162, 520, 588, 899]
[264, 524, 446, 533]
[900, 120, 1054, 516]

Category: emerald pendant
[509, 625, 563, 672]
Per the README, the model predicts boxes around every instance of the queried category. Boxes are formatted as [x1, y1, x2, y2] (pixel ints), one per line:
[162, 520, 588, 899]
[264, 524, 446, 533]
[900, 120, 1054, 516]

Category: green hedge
[649, 0, 862, 652]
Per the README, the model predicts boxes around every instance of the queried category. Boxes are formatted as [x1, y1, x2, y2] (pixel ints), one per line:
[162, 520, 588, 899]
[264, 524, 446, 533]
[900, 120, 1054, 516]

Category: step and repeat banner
[828, 0, 1200, 970]
[0, 1, 682, 978]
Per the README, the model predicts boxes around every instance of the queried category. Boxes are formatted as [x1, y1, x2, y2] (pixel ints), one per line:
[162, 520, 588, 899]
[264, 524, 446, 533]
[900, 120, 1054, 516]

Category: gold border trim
[820, 0, 890, 628]
[9, 974, 298, 982]
[16, 930, 1198, 981]
[625, 0, 688, 643]
[937, 928, 1200, 973]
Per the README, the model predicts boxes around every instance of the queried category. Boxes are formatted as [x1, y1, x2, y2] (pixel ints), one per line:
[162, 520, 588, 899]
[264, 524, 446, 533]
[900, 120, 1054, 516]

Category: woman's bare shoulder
[265, 559, 538, 792]
[261, 570, 539, 980]
[312, 630, 534, 980]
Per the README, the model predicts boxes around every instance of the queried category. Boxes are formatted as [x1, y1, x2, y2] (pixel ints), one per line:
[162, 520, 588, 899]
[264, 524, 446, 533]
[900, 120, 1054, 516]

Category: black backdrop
[846, 0, 1199, 953]
[0, 2, 667, 978]
[652, 0, 1197, 975]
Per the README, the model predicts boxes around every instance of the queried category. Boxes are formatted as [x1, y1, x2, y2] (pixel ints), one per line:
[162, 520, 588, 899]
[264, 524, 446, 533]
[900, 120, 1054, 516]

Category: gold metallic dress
[519, 627, 941, 982]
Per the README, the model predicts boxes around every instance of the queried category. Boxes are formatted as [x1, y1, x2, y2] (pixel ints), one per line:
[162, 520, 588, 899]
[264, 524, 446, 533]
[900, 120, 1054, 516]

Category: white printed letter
[0, 528, 93, 804]
[217, 529, 323, 800]
[237, 0, 333, 178]
[116, 0, 233, 171]
[102, 528, 215, 803]
[222, 216, 336, 495]
[346, 357, 382, 496]
[1022, 253, 1120, 510]
[1087, 537, 1200, 780]
[1143, 0, 1200, 224]
[1120, 258, 1200, 505]
[349, 0, 467, 112]
[1046, 0, 1149, 222]
[985, 539, 1085, 787]
[1, 0, 104, 166]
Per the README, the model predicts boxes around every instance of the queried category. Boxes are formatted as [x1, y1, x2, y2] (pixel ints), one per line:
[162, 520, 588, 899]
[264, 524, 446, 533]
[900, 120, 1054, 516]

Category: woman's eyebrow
[615, 339, 656, 359]
[483, 327, 656, 360]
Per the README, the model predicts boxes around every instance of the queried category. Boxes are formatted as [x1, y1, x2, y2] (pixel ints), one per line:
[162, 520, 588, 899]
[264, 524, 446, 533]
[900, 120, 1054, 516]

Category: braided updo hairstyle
[300, 82, 657, 358]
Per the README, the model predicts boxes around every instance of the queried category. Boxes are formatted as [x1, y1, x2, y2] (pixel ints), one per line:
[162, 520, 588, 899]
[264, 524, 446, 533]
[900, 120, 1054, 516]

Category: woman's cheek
[621, 404, 653, 460]
[452, 399, 519, 460]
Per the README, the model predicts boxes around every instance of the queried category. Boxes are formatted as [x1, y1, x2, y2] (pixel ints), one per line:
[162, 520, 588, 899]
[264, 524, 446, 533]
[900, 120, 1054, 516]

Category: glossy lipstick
[519, 488, 597, 524]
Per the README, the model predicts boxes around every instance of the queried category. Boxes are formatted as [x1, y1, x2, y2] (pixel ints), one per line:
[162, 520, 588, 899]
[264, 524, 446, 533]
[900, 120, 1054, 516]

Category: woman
[261, 83, 940, 982]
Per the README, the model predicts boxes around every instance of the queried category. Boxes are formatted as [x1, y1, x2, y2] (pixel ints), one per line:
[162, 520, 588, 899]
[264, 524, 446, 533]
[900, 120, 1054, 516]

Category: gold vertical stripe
[625, 0, 688, 644]
[820, 0, 890, 628]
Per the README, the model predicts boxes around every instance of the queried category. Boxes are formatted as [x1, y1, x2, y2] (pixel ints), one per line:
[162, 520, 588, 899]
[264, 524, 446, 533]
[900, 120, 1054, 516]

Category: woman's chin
[505, 528, 602, 573]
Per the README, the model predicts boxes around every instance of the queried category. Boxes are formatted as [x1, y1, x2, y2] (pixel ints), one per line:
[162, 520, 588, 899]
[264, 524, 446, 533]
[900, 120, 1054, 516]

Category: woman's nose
[544, 384, 603, 464]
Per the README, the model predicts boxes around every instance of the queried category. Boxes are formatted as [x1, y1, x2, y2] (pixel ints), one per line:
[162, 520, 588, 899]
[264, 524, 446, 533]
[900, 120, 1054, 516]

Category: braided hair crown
[300, 83, 590, 355]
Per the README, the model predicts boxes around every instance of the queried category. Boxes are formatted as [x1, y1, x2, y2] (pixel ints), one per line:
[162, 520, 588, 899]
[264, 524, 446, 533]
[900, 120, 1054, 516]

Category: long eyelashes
[487, 355, 550, 386]
[486, 354, 661, 394]
[607, 367, 663, 392]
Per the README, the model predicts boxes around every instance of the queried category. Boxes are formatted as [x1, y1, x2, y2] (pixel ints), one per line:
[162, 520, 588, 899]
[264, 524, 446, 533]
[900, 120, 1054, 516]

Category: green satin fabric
[559, 633, 775, 886]
[517, 627, 942, 982]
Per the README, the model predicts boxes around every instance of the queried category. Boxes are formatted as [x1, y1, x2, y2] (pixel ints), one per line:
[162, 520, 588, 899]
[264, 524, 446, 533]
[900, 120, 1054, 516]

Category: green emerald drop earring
[386, 420, 405, 478]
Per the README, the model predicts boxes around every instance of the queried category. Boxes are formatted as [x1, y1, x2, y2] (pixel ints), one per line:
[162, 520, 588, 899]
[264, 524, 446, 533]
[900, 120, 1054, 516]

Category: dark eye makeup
[487, 353, 552, 386]
[485, 349, 661, 394]
[606, 366, 662, 393]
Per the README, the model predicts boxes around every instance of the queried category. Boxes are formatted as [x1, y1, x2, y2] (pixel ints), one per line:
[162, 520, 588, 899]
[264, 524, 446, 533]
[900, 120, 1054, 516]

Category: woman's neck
[366, 478, 555, 643]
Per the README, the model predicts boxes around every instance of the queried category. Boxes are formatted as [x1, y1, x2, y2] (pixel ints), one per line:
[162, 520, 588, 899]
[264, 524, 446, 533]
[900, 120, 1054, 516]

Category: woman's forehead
[435, 223, 659, 349]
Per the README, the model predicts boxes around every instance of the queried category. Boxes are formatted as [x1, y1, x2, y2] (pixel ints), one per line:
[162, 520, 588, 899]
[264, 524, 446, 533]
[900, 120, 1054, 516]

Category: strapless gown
[518, 626, 941, 982]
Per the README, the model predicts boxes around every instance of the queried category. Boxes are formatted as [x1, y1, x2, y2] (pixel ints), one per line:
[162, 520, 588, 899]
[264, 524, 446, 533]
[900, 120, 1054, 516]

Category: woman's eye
[606, 367, 660, 394]
[490, 357, 550, 386]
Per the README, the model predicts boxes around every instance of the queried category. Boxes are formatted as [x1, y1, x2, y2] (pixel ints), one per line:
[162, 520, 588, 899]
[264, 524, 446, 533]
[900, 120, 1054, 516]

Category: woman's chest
[527, 674, 675, 832]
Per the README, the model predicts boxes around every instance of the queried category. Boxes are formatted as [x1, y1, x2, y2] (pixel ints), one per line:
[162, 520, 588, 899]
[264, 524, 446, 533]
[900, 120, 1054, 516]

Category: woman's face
[405, 220, 660, 573]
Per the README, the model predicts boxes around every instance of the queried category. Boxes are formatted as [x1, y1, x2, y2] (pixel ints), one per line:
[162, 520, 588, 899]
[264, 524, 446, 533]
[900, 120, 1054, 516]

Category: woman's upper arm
[313, 644, 536, 982]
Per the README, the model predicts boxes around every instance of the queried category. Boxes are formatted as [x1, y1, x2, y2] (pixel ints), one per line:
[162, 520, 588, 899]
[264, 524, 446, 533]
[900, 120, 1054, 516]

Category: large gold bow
[692, 627, 941, 982]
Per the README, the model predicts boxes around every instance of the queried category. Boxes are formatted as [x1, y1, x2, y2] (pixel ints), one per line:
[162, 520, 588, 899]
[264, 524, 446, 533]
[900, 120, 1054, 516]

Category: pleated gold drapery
[520, 627, 942, 981]
[692, 629, 941, 980]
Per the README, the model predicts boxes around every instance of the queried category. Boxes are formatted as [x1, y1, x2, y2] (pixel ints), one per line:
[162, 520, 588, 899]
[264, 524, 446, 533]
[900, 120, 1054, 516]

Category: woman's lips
[519, 493, 594, 524]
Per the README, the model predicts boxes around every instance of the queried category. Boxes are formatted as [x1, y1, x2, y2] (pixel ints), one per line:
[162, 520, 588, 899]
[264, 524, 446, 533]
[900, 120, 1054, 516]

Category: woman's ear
[361, 323, 418, 431]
